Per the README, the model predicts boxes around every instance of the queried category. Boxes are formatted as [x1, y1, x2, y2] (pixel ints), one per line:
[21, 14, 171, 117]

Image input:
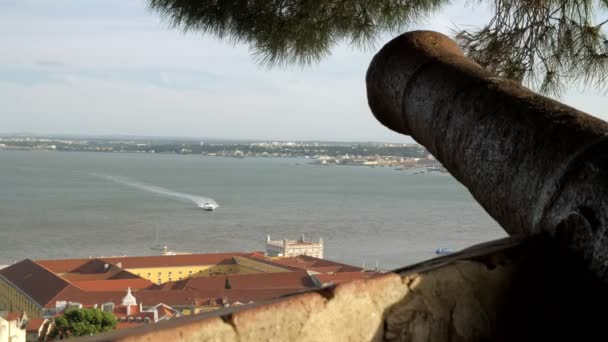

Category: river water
[0, 150, 506, 269]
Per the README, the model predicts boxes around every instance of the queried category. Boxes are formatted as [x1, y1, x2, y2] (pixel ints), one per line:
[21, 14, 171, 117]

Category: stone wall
[82, 235, 608, 341]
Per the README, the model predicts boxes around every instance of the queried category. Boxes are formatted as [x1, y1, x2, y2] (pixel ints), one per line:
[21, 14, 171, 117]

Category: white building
[0, 313, 26, 342]
[266, 235, 323, 259]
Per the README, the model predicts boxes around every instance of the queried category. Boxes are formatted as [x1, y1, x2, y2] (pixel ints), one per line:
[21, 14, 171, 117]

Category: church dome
[122, 287, 137, 306]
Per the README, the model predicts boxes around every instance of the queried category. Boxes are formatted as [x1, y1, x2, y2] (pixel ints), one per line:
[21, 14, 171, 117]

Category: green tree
[148, 0, 608, 96]
[50, 308, 118, 339]
[225, 277, 232, 289]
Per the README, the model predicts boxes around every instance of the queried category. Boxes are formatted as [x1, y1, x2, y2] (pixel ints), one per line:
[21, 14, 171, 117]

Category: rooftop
[2, 252, 370, 312]
[2, 311, 24, 322]
[24, 318, 47, 333]
[0, 259, 72, 306]
[72, 279, 154, 292]
[35, 252, 259, 272]
[84, 236, 608, 342]
[268, 255, 362, 273]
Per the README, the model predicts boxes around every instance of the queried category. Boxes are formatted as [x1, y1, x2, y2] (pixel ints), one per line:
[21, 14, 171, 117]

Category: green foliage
[225, 277, 231, 289]
[455, 0, 608, 96]
[149, 0, 448, 66]
[49, 308, 118, 339]
[149, 0, 608, 95]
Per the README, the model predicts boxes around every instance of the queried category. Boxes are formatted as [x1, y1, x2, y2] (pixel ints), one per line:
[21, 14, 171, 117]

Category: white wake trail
[91, 173, 218, 209]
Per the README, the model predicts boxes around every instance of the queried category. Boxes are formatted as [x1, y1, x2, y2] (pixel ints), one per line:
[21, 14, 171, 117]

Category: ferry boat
[435, 248, 452, 255]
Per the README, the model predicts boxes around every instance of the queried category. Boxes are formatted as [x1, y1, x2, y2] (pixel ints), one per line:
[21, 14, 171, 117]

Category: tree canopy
[50, 308, 118, 339]
[149, 0, 608, 96]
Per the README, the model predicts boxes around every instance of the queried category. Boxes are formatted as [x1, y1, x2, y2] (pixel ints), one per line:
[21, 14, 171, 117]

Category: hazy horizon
[0, 131, 419, 144]
[1, 0, 606, 142]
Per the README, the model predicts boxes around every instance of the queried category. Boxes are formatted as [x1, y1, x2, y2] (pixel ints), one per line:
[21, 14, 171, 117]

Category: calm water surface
[0, 150, 506, 269]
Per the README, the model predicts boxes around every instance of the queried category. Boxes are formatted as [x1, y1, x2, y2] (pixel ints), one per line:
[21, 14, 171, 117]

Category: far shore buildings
[0, 248, 375, 334]
[266, 235, 323, 258]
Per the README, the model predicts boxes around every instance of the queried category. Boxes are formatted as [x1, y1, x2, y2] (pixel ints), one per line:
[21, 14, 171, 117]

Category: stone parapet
[82, 235, 608, 341]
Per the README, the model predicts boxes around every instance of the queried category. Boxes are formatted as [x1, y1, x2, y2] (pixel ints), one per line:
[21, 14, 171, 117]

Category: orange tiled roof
[35, 252, 261, 272]
[268, 255, 363, 272]
[183, 271, 316, 291]
[61, 268, 140, 282]
[151, 272, 318, 305]
[35, 258, 93, 273]
[45, 289, 205, 308]
[210, 288, 311, 304]
[99, 253, 251, 269]
[72, 278, 154, 292]
[113, 306, 155, 320]
[5, 253, 361, 311]
[2, 311, 23, 321]
[313, 271, 379, 285]
[155, 304, 176, 319]
[25, 318, 47, 333]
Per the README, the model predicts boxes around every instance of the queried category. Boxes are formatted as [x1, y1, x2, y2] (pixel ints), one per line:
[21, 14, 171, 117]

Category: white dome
[122, 287, 137, 306]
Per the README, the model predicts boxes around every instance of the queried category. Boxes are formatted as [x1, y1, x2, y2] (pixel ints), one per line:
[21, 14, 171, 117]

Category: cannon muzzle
[367, 31, 608, 281]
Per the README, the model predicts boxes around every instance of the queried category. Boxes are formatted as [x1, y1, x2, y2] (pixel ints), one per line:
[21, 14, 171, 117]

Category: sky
[0, 0, 606, 142]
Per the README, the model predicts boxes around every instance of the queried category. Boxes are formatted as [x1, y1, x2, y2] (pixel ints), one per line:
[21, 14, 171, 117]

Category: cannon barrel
[367, 31, 608, 281]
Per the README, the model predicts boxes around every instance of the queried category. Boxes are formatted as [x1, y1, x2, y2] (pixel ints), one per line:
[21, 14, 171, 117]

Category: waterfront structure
[266, 235, 324, 259]
[0, 252, 372, 321]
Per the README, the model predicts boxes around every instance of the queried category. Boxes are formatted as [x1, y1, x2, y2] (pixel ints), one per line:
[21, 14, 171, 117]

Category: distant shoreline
[0, 136, 429, 161]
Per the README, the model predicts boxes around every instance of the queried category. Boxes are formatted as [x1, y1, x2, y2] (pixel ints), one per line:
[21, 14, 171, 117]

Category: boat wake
[91, 173, 218, 209]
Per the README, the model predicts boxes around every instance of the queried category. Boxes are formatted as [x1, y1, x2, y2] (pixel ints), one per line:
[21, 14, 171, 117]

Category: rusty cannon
[367, 31, 608, 282]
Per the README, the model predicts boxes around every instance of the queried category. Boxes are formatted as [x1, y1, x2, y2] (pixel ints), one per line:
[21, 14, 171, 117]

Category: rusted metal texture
[366, 30, 608, 281]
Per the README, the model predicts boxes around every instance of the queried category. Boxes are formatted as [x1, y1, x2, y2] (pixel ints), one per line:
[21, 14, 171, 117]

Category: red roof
[267, 255, 363, 273]
[0, 259, 71, 306]
[3, 253, 362, 311]
[72, 278, 153, 292]
[183, 271, 316, 291]
[25, 318, 47, 333]
[153, 272, 317, 304]
[113, 306, 155, 320]
[98, 253, 250, 269]
[313, 272, 378, 285]
[35, 258, 93, 273]
[46, 289, 205, 308]
[208, 288, 310, 304]
[35, 252, 258, 272]
[2, 312, 23, 321]
[155, 304, 176, 319]
[61, 269, 140, 282]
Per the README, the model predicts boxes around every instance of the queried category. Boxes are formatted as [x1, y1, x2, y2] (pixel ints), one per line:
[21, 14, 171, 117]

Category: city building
[0, 312, 48, 342]
[266, 235, 324, 258]
[0, 251, 374, 324]
[0, 312, 26, 342]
